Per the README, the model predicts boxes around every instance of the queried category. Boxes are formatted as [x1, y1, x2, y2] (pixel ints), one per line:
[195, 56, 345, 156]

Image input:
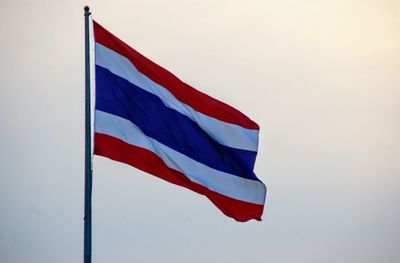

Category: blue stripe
[95, 65, 259, 181]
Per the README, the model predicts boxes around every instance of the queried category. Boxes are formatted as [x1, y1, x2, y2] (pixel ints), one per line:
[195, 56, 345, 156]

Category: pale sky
[1, 0, 400, 262]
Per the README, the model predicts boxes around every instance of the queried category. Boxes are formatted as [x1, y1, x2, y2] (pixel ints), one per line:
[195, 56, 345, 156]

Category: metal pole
[84, 5, 92, 263]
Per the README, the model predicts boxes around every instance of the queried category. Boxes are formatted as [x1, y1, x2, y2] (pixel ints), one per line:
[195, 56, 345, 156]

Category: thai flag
[93, 21, 266, 222]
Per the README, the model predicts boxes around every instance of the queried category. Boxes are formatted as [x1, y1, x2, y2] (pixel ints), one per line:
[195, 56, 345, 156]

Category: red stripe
[93, 21, 259, 130]
[94, 133, 264, 222]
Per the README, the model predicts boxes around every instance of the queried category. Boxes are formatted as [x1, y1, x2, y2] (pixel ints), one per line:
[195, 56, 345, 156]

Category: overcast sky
[1, 0, 400, 262]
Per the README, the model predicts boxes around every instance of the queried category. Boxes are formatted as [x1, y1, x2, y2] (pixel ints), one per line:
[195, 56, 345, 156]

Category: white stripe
[95, 110, 266, 205]
[95, 43, 259, 152]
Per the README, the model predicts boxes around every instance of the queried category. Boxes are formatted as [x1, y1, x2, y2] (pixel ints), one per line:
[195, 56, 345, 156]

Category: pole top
[84, 6, 90, 15]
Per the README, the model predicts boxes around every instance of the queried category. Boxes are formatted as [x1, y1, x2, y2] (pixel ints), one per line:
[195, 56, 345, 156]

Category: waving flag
[93, 21, 266, 222]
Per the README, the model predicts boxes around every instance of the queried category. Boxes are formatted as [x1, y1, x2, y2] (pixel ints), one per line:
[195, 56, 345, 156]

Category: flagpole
[84, 5, 93, 263]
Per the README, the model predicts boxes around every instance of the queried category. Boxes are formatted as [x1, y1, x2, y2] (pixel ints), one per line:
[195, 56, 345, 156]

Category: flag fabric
[93, 21, 267, 222]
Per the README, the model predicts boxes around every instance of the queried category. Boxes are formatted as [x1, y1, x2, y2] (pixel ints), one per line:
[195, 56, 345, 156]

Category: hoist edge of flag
[94, 133, 264, 222]
[93, 20, 259, 130]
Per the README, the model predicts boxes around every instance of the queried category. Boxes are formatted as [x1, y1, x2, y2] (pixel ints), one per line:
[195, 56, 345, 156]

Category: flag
[93, 21, 266, 222]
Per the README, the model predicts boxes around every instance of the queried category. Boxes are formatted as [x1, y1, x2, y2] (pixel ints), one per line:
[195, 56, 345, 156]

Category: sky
[1, 0, 400, 262]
